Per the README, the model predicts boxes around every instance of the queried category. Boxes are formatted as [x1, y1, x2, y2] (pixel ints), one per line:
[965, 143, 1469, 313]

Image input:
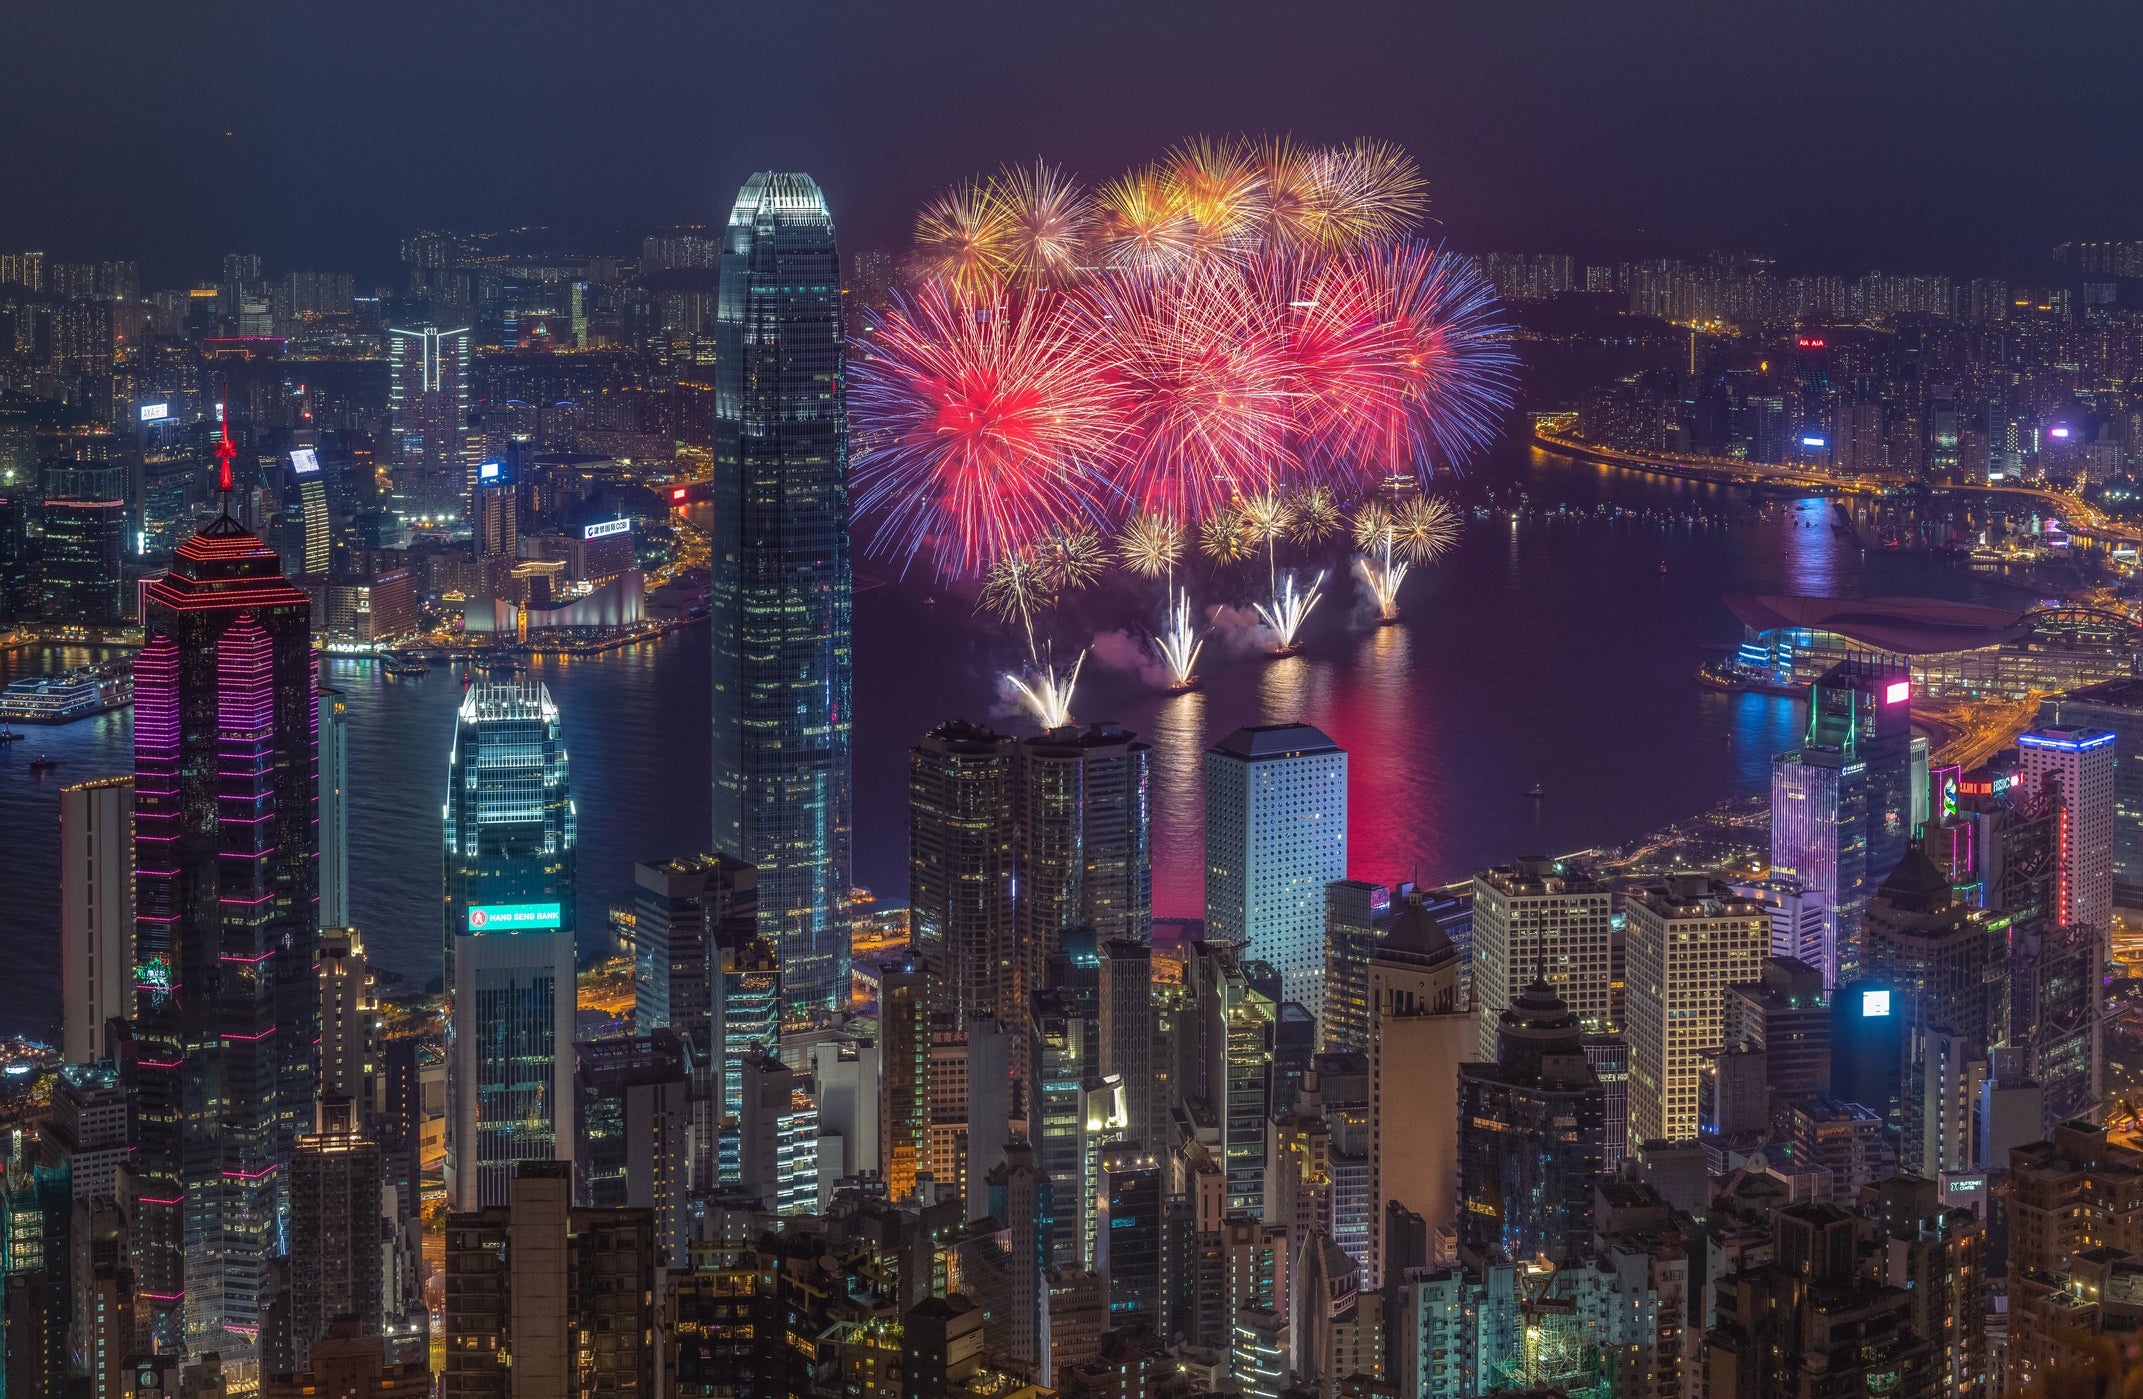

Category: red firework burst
[1080, 258, 1299, 524]
[850, 282, 1125, 578]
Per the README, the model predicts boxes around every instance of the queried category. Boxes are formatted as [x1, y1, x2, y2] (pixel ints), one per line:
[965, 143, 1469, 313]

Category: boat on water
[381, 653, 431, 676]
[0, 662, 133, 724]
[1526, 783, 1545, 799]
[27, 755, 59, 773]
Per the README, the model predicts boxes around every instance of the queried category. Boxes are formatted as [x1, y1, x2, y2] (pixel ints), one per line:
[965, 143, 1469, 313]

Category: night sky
[5, 1, 2134, 283]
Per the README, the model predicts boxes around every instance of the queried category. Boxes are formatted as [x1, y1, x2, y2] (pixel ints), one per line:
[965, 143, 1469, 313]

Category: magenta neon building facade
[132, 513, 316, 1355]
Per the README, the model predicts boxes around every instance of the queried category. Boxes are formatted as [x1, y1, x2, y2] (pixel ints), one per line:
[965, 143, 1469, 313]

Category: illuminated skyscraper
[1017, 722, 1153, 1008]
[1623, 876, 1770, 1144]
[40, 461, 127, 628]
[131, 491, 318, 1354]
[386, 324, 471, 521]
[1770, 658, 1914, 984]
[1203, 725, 1347, 1014]
[2016, 725, 2117, 951]
[908, 721, 1017, 1032]
[443, 680, 577, 1211]
[318, 687, 348, 929]
[710, 171, 853, 1014]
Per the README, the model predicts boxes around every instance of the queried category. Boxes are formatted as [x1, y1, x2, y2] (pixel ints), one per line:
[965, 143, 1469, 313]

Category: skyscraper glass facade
[443, 680, 577, 1210]
[131, 514, 317, 1355]
[710, 171, 853, 1013]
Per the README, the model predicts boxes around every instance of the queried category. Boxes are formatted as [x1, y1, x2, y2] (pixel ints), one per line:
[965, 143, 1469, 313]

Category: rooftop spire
[214, 401, 237, 496]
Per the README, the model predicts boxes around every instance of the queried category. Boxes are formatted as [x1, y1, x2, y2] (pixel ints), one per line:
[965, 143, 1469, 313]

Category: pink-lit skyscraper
[132, 496, 316, 1356]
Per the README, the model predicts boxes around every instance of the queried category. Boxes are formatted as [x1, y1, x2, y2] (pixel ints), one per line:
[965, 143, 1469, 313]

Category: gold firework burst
[1390, 495, 1462, 563]
[1287, 486, 1343, 543]
[1200, 510, 1256, 566]
[1351, 500, 1394, 553]
[1116, 513, 1183, 578]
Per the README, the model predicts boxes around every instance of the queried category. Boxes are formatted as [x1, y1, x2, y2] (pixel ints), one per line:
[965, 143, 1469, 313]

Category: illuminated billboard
[583, 518, 631, 540]
[138, 402, 170, 423]
[467, 903, 562, 931]
[479, 460, 501, 481]
[1861, 988, 1890, 1017]
[289, 448, 320, 475]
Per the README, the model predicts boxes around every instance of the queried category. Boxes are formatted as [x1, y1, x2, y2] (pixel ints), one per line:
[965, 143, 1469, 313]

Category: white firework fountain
[1008, 649, 1086, 730]
[1357, 539, 1408, 624]
[1156, 588, 1204, 691]
[1255, 569, 1326, 656]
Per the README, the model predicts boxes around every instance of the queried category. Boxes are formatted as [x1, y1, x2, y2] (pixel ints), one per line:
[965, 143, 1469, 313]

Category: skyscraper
[908, 722, 1018, 1032]
[631, 852, 757, 1050]
[443, 680, 577, 1211]
[1770, 658, 1914, 984]
[386, 325, 471, 521]
[2041, 679, 2143, 907]
[289, 1099, 384, 1369]
[1017, 722, 1153, 976]
[710, 171, 853, 1015]
[40, 461, 127, 628]
[1204, 725, 1348, 1013]
[132, 502, 318, 1354]
[1469, 857, 1614, 1058]
[1456, 979, 1606, 1264]
[318, 687, 349, 929]
[59, 776, 132, 1064]
[1622, 876, 1770, 1144]
[2016, 725, 2117, 949]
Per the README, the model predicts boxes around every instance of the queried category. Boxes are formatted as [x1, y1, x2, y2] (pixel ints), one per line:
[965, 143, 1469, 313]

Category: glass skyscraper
[132, 511, 318, 1355]
[710, 171, 853, 1014]
[443, 680, 577, 1210]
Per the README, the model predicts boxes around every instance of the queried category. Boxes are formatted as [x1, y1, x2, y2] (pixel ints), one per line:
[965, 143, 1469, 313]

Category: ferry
[0, 662, 133, 724]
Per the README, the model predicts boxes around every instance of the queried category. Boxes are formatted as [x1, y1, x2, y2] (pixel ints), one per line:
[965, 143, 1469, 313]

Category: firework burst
[1199, 510, 1256, 566]
[996, 159, 1094, 290]
[1287, 486, 1343, 543]
[913, 180, 1013, 292]
[1095, 168, 1196, 268]
[1255, 569, 1326, 653]
[1156, 589, 1204, 690]
[1390, 495, 1463, 562]
[1116, 512, 1184, 578]
[850, 281, 1121, 578]
[1033, 524, 1107, 593]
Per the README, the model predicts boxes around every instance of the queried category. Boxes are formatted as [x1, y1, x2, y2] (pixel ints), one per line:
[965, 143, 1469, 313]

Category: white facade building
[1203, 725, 1348, 1013]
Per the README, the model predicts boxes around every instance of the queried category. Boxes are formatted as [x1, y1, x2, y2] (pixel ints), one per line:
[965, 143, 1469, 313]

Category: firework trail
[1352, 495, 1461, 622]
[850, 281, 1121, 579]
[1156, 588, 1204, 690]
[1255, 569, 1326, 653]
[1008, 650, 1086, 730]
[1356, 552, 1409, 622]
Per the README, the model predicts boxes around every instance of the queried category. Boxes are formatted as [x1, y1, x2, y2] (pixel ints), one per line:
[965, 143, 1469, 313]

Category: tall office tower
[1622, 876, 1770, 1145]
[1098, 1143, 1163, 1326]
[1364, 903, 1469, 1283]
[281, 452, 331, 579]
[2016, 725, 2117, 947]
[317, 689, 348, 929]
[41, 462, 127, 627]
[1721, 957, 1832, 1097]
[1183, 942, 1277, 1217]
[574, 1031, 689, 1264]
[289, 1099, 384, 1369]
[45, 1063, 129, 1204]
[1098, 939, 1155, 1147]
[1771, 658, 1914, 984]
[2042, 680, 2143, 908]
[59, 777, 132, 1063]
[441, 1162, 656, 1399]
[805, 1034, 880, 1202]
[443, 680, 577, 1211]
[1861, 852, 1994, 1177]
[737, 1049, 819, 1214]
[963, 1015, 1014, 1215]
[710, 171, 853, 1015]
[880, 957, 933, 1202]
[1204, 725, 1348, 1014]
[1728, 875, 1829, 970]
[385, 325, 471, 520]
[132, 505, 317, 1355]
[631, 853, 757, 1048]
[1017, 722, 1154, 987]
[908, 722, 1017, 1031]
[984, 1142, 1053, 1375]
[470, 458, 518, 570]
[712, 923, 780, 1184]
[1322, 884, 1469, 1056]
[1456, 979, 1606, 1264]
[1469, 856, 1614, 1058]
[315, 930, 376, 1111]
[1029, 990, 1086, 1262]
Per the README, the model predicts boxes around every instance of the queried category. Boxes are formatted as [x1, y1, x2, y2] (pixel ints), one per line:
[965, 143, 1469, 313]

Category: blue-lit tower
[710, 171, 853, 1014]
[443, 679, 578, 1210]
